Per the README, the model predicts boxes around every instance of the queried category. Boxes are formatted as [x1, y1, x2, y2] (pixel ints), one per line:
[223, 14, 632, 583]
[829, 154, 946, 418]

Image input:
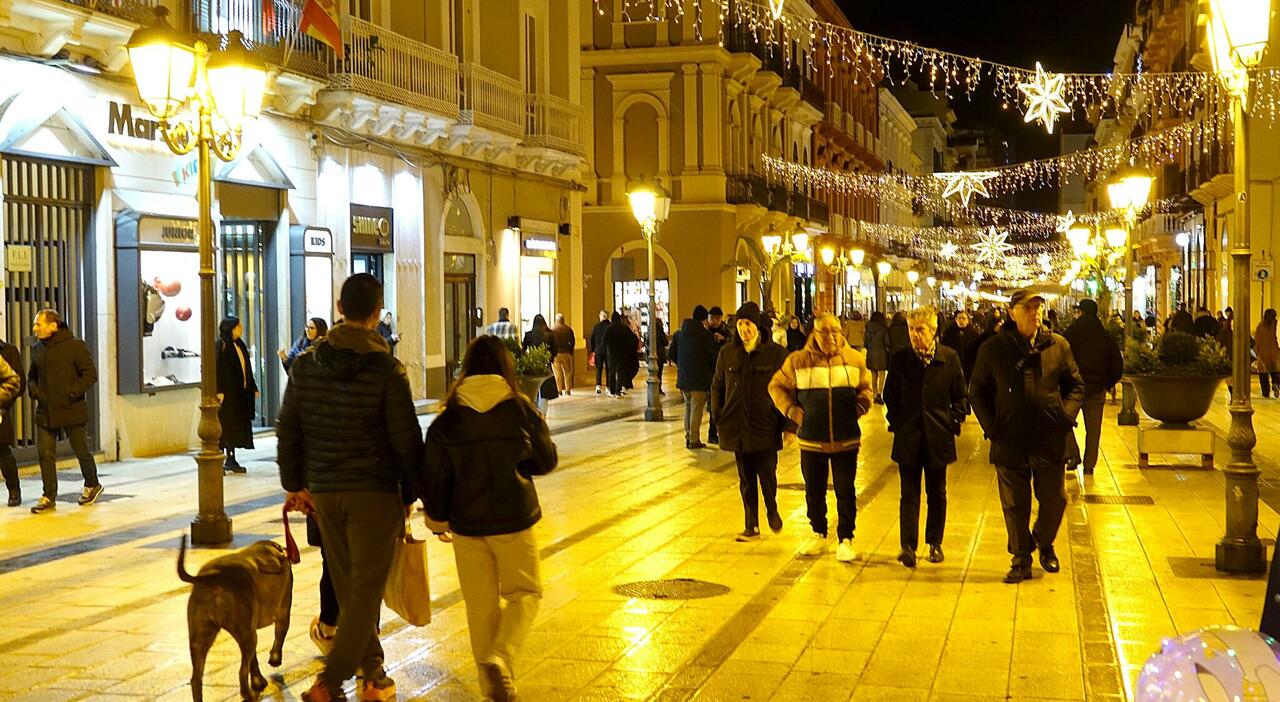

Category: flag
[262, 0, 275, 35]
[300, 0, 343, 58]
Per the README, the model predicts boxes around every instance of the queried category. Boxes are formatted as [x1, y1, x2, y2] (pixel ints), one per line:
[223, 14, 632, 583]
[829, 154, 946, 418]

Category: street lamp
[1106, 166, 1152, 427]
[127, 11, 267, 546]
[1205, 0, 1270, 575]
[758, 229, 811, 316]
[627, 177, 672, 423]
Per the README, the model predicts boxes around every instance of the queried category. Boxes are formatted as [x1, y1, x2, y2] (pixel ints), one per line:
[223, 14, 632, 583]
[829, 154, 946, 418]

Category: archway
[603, 239, 679, 342]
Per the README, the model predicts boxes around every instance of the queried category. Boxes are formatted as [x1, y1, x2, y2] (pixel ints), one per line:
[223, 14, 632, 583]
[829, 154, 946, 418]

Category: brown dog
[178, 535, 293, 702]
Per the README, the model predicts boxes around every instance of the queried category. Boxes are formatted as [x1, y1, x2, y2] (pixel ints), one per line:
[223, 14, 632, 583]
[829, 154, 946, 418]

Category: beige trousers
[552, 352, 574, 393]
[453, 528, 543, 688]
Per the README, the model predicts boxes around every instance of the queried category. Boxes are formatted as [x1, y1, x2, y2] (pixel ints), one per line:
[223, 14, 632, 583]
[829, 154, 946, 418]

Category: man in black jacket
[602, 312, 637, 398]
[668, 305, 718, 449]
[711, 302, 790, 541]
[706, 306, 731, 443]
[278, 274, 423, 702]
[28, 310, 100, 514]
[970, 290, 1084, 584]
[940, 309, 982, 382]
[884, 307, 967, 568]
[589, 310, 611, 394]
[1062, 299, 1123, 475]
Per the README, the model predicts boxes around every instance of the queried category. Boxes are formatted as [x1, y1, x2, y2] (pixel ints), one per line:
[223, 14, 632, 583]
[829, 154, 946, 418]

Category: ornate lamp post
[1106, 166, 1153, 426]
[1205, 0, 1270, 574]
[875, 259, 892, 311]
[127, 12, 267, 546]
[627, 178, 672, 423]
[760, 229, 809, 316]
[820, 245, 852, 315]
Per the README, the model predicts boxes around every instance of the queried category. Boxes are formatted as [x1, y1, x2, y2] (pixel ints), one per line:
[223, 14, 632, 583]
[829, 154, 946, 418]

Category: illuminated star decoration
[939, 240, 959, 260]
[1018, 62, 1070, 134]
[769, 0, 785, 20]
[972, 227, 1015, 266]
[936, 171, 998, 207]
[1037, 252, 1053, 272]
[1056, 210, 1076, 234]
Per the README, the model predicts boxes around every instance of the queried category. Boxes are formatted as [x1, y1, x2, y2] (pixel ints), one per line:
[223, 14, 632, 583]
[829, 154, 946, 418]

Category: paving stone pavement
[0, 378, 1277, 701]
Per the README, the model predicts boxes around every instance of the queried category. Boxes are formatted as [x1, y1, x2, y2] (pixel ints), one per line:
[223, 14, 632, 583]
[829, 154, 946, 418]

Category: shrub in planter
[1124, 331, 1230, 427]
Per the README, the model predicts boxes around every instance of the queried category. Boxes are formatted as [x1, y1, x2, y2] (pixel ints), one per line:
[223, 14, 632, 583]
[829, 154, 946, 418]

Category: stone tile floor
[0, 379, 1277, 701]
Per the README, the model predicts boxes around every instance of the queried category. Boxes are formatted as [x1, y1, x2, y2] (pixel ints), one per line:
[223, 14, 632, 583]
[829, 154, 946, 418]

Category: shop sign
[5, 245, 33, 273]
[1255, 260, 1274, 282]
[350, 204, 394, 252]
[138, 217, 199, 247]
[172, 157, 199, 186]
[303, 228, 333, 254]
[107, 101, 161, 142]
[521, 233, 557, 258]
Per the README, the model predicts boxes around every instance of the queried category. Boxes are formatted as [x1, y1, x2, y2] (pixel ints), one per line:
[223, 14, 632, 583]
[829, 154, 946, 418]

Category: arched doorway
[440, 188, 486, 373]
[604, 239, 678, 346]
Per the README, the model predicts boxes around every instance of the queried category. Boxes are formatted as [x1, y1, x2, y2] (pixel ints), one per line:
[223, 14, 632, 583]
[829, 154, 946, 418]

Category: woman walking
[785, 316, 807, 352]
[279, 317, 328, 372]
[216, 317, 257, 473]
[522, 314, 558, 412]
[864, 311, 890, 403]
[1257, 309, 1280, 397]
[424, 336, 558, 702]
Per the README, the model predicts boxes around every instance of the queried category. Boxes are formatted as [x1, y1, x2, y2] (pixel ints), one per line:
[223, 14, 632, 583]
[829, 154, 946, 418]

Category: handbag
[384, 522, 431, 626]
[588, 351, 596, 368]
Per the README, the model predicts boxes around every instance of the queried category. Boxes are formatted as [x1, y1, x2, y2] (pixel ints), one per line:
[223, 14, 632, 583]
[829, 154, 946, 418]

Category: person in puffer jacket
[424, 335, 558, 702]
[769, 313, 873, 564]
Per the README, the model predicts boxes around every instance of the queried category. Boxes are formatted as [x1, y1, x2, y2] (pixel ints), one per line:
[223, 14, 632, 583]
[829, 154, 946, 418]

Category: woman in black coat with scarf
[216, 317, 258, 473]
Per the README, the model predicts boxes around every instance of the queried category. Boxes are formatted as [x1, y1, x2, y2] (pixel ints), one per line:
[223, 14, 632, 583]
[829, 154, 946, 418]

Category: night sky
[840, 1, 1136, 212]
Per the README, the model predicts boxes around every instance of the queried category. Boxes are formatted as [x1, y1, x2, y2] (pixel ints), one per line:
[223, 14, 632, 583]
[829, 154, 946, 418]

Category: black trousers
[606, 352, 626, 394]
[994, 462, 1067, 563]
[899, 461, 947, 551]
[1065, 386, 1107, 470]
[36, 424, 98, 500]
[1262, 372, 1280, 398]
[319, 545, 339, 627]
[800, 450, 858, 540]
[594, 354, 606, 386]
[736, 451, 779, 531]
[0, 445, 17, 493]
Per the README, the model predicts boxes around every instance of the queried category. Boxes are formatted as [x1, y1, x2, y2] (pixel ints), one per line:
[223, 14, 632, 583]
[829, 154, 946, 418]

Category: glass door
[444, 254, 477, 376]
[221, 221, 274, 427]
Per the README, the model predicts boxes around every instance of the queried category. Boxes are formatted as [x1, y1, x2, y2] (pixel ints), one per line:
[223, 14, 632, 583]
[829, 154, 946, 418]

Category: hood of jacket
[455, 374, 516, 413]
[679, 318, 705, 336]
[40, 327, 72, 347]
[312, 323, 391, 379]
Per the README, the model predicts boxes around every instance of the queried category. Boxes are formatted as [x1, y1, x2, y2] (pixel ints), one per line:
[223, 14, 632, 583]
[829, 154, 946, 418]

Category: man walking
[1061, 299, 1123, 475]
[940, 309, 982, 383]
[278, 274, 424, 702]
[28, 310, 101, 514]
[884, 307, 967, 568]
[706, 306, 730, 444]
[970, 290, 1084, 584]
[668, 305, 718, 449]
[0, 335, 24, 507]
[550, 313, 576, 396]
[603, 312, 638, 398]
[486, 308, 518, 341]
[589, 311, 611, 394]
[711, 302, 790, 541]
[769, 313, 873, 562]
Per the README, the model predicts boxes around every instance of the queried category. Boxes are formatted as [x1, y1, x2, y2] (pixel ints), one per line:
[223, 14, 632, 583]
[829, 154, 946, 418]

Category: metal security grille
[2, 156, 94, 453]
[221, 221, 272, 427]
[612, 579, 730, 600]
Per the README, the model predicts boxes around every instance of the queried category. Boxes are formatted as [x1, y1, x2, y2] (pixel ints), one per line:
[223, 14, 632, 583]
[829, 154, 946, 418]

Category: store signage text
[350, 204, 394, 253]
[138, 218, 199, 247]
[351, 215, 390, 238]
[303, 228, 333, 254]
[108, 101, 162, 142]
[522, 234, 557, 258]
[6, 245, 33, 273]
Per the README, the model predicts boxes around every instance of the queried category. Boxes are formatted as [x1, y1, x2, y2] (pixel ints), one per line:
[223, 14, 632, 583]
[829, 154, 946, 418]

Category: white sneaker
[799, 532, 828, 557]
[835, 539, 857, 563]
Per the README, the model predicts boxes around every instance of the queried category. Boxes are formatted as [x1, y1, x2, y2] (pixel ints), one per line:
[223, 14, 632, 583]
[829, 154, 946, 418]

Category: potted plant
[502, 338, 553, 400]
[1124, 331, 1231, 427]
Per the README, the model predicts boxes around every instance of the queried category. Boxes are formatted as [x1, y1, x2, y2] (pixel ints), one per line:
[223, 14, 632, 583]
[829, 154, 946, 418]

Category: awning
[0, 97, 116, 167]
[112, 188, 199, 220]
[215, 144, 294, 190]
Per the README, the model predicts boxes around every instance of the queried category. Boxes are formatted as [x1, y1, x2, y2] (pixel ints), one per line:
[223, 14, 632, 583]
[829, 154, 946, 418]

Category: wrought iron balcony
[525, 94, 584, 155]
[60, 0, 156, 23]
[328, 17, 460, 118]
[459, 63, 524, 138]
[190, 0, 327, 77]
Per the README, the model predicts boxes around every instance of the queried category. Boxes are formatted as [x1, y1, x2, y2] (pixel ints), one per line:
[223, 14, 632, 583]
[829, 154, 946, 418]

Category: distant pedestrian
[653, 317, 669, 394]
[1169, 307, 1194, 334]
[278, 273, 423, 702]
[1256, 309, 1280, 398]
[884, 307, 966, 568]
[28, 309, 101, 514]
[486, 307, 518, 341]
[706, 306, 730, 444]
[378, 311, 400, 355]
[845, 311, 867, 350]
[521, 314, 558, 413]
[1062, 299, 1123, 475]
[216, 317, 258, 475]
[888, 311, 911, 355]
[1194, 307, 1220, 339]
[603, 312, 638, 398]
[279, 317, 328, 372]
[969, 290, 1084, 584]
[785, 316, 807, 352]
[589, 311, 610, 394]
[940, 310, 982, 383]
[864, 311, 891, 403]
[0, 336, 22, 507]
[550, 313, 576, 396]
[668, 305, 718, 448]
[712, 302, 790, 542]
[770, 313, 874, 562]
[424, 335, 558, 702]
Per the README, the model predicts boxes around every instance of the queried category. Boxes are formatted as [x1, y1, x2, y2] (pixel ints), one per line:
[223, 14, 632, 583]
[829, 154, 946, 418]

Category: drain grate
[613, 578, 730, 600]
[777, 483, 807, 491]
[1079, 494, 1155, 505]
[54, 492, 132, 505]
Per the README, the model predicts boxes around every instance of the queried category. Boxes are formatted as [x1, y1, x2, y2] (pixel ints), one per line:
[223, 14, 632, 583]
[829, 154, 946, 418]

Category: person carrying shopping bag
[424, 335, 559, 702]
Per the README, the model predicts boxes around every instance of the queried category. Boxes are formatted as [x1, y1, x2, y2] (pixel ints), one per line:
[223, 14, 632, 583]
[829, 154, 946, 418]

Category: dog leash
[282, 505, 301, 564]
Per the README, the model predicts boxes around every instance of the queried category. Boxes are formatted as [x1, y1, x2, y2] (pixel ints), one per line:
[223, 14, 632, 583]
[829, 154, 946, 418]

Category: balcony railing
[525, 94, 584, 155]
[329, 17, 459, 118]
[727, 174, 825, 223]
[459, 63, 524, 138]
[192, 0, 327, 77]
[60, 0, 157, 23]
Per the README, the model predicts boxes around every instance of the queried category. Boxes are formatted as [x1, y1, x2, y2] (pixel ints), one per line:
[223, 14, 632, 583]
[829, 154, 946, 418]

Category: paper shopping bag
[384, 524, 431, 626]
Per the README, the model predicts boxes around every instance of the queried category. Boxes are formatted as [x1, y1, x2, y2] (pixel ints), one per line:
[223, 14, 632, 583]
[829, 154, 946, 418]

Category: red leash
[282, 505, 301, 564]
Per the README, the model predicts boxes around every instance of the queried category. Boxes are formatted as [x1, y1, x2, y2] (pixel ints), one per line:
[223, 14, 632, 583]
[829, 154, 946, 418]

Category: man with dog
[277, 273, 424, 702]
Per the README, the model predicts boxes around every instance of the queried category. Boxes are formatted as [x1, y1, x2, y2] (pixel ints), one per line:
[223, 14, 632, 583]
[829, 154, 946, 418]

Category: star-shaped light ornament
[972, 227, 1015, 266]
[936, 171, 998, 207]
[768, 0, 786, 20]
[1056, 210, 1077, 234]
[940, 240, 959, 260]
[1037, 252, 1053, 272]
[1018, 62, 1070, 134]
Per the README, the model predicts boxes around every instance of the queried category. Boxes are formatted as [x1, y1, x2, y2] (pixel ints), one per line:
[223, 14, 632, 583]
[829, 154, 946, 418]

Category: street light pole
[1119, 216, 1140, 426]
[644, 220, 663, 422]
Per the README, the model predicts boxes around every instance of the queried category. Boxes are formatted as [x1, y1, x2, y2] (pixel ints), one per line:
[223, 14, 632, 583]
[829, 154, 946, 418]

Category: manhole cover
[777, 483, 807, 491]
[1079, 494, 1155, 505]
[613, 579, 730, 600]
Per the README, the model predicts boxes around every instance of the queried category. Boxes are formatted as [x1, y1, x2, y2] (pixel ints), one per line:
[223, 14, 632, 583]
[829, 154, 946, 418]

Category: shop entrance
[221, 221, 276, 428]
[1, 155, 97, 459]
[351, 251, 385, 282]
[444, 254, 477, 377]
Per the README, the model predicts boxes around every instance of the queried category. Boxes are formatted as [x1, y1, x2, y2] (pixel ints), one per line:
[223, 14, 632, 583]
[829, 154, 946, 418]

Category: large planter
[1126, 374, 1227, 428]
[517, 375, 552, 400]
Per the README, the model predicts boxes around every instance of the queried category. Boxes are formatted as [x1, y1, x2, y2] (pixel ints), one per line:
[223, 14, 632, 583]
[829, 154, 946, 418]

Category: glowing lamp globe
[1067, 227, 1092, 254]
[851, 249, 866, 265]
[1107, 167, 1154, 212]
[1210, 0, 1272, 68]
[876, 260, 892, 277]
[906, 270, 920, 285]
[821, 246, 836, 267]
[791, 232, 809, 253]
[206, 31, 268, 132]
[127, 13, 195, 121]
[1176, 232, 1191, 248]
[1105, 228, 1128, 249]
[1136, 626, 1280, 701]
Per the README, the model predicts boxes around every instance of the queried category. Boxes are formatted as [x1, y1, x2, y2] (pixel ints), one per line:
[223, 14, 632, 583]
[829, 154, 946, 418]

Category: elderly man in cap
[970, 289, 1084, 583]
[1061, 299, 1123, 475]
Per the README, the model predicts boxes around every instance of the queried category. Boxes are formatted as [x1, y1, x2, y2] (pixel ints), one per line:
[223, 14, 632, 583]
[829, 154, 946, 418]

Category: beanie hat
[693, 305, 709, 321]
[734, 301, 762, 329]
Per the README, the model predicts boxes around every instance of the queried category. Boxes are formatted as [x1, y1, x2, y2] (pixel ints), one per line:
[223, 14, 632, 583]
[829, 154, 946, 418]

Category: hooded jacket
[424, 375, 558, 537]
[29, 326, 96, 428]
[711, 330, 791, 454]
[1062, 314, 1123, 389]
[668, 318, 718, 392]
[277, 323, 423, 499]
[769, 332, 874, 453]
[969, 326, 1085, 467]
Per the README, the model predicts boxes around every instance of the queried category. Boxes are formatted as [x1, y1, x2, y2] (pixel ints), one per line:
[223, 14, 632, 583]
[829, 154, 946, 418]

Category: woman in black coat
[603, 312, 638, 397]
[785, 316, 807, 352]
[521, 314, 558, 411]
[216, 317, 258, 473]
